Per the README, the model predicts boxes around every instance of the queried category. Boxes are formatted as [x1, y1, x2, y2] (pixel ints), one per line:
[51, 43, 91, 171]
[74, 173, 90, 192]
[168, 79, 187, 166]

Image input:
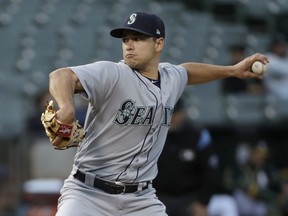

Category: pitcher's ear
[155, 37, 164, 51]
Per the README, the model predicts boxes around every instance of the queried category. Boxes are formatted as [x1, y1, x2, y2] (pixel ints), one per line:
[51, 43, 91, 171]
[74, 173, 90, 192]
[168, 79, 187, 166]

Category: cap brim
[110, 27, 154, 38]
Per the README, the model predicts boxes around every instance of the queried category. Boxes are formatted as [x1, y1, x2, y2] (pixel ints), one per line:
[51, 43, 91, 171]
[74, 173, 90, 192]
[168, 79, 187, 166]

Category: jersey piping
[116, 70, 159, 182]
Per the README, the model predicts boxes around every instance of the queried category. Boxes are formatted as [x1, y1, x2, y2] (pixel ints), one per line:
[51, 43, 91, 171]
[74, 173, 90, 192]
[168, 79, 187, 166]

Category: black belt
[73, 170, 150, 194]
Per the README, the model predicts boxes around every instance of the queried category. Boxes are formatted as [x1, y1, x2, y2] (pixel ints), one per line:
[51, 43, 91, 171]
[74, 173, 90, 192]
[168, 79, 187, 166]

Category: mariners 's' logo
[114, 100, 136, 125]
[127, 13, 137, 25]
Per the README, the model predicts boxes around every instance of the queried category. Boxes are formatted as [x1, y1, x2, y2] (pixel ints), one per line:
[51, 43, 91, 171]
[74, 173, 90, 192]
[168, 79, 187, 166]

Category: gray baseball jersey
[69, 60, 187, 183]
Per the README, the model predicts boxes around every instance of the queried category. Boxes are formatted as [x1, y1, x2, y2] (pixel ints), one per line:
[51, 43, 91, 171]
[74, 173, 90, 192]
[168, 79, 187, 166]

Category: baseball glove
[40, 100, 86, 150]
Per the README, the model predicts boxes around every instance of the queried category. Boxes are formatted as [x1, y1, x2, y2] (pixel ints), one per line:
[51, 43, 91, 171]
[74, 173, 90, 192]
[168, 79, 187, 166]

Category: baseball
[251, 61, 267, 75]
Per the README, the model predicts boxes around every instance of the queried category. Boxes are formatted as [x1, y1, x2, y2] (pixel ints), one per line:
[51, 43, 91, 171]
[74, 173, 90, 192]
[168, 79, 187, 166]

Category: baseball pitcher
[41, 11, 269, 216]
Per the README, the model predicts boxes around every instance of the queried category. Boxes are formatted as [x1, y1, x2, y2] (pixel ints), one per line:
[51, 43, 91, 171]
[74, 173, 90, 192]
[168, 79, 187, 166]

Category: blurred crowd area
[0, 0, 288, 215]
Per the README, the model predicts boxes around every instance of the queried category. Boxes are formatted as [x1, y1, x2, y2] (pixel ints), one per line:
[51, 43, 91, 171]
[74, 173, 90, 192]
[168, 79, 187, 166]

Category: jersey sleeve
[159, 63, 188, 103]
[173, 64, 188, 99]
[69, 61, 119, 107]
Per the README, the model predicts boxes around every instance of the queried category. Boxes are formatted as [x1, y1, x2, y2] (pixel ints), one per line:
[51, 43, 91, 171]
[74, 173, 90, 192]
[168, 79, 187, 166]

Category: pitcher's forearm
[49, 68, 77, 120]
[181, 63, 233, 84]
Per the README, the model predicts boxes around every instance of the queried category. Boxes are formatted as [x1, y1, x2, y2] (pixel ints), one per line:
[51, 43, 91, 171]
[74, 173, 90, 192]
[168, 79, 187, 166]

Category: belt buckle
[115, 181, 126, 194]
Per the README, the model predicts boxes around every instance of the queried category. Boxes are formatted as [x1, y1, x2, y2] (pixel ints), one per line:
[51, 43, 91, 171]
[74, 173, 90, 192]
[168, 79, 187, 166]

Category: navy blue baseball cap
[110, 11, 165, 38]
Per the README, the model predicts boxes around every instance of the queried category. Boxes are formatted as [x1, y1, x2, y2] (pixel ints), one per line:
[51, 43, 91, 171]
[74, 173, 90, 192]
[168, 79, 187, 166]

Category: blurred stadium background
[1, 0, 288, 215]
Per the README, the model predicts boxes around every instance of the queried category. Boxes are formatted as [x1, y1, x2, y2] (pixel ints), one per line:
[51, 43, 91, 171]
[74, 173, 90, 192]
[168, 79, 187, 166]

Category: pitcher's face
[122, 31, 163, 71]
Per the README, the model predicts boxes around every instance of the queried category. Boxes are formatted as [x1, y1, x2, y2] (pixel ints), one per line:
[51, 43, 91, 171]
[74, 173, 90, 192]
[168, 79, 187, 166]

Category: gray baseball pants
[56, 175, 167, 216]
